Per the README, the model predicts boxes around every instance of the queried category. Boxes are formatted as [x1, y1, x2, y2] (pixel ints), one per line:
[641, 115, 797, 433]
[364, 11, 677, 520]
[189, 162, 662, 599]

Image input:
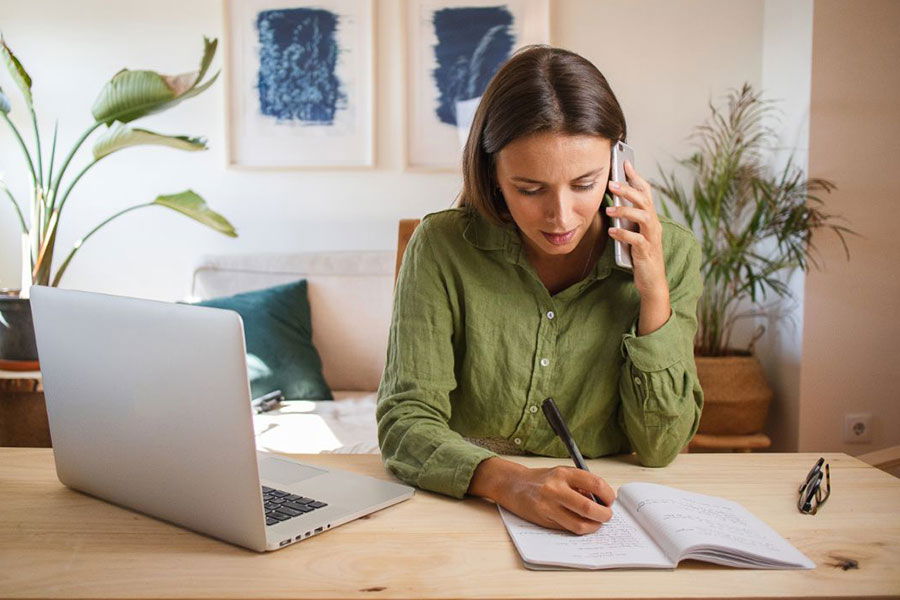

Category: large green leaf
[91, 36, 219, 125]
[93, 122, 207, 159]
[153, 190, 237, 237]
[0, 36, 32, 108]
[195, 37, 217, 84]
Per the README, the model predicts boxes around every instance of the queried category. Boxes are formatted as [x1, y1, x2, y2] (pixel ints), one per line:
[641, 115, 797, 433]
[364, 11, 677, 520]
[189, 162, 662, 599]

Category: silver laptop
[29, 285, 413, 552]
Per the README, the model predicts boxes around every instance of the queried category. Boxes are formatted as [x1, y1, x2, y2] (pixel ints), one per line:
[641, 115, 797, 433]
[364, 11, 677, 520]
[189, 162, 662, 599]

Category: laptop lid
[30, 285, 268, 551]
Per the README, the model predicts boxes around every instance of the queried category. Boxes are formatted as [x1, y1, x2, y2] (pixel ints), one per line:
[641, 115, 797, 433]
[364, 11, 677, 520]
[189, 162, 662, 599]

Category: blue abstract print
[431, 6, 515, 126]
[256, 8, 347, 124]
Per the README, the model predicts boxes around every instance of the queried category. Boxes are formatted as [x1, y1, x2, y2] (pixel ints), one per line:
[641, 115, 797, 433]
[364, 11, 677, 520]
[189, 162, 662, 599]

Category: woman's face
[495, 131, 611, 261]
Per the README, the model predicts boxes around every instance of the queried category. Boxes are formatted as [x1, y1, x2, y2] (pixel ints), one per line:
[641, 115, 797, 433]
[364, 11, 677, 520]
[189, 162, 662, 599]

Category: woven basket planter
[694, 354, 773, 435]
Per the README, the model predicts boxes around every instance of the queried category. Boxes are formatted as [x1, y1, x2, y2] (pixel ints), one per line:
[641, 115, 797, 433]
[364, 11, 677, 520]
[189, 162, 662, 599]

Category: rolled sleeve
[620, 308, 682, 372]
[617, 234, 704, 467]
[417, 438, 498, 498]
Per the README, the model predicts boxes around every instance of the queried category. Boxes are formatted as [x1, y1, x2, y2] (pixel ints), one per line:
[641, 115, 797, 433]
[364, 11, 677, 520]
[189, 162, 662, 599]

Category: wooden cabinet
[0, 370, 49, 447]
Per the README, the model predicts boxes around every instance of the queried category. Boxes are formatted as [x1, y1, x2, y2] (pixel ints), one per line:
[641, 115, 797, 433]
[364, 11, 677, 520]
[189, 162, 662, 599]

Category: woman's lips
[541, 228, 577, 245]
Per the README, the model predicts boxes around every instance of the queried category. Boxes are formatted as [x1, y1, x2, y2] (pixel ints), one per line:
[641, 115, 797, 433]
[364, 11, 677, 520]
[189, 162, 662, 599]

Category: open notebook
[499, 482, 815, 570]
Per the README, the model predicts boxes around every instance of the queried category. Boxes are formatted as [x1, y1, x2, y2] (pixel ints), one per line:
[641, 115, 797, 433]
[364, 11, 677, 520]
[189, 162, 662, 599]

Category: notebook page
[618, 482, 814, 569]
[498, 497, 674, 570]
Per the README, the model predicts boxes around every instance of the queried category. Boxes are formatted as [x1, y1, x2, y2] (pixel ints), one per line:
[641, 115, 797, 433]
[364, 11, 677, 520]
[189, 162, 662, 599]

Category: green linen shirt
[376, 204, 704, 499]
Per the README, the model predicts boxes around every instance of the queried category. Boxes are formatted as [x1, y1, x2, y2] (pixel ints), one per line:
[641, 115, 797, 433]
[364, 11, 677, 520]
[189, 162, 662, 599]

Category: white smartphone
[610, 140, 637, 270]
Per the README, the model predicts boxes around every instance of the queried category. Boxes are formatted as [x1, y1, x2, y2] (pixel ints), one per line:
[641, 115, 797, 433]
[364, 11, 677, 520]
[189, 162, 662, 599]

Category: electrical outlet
[843, 413, 872, 443]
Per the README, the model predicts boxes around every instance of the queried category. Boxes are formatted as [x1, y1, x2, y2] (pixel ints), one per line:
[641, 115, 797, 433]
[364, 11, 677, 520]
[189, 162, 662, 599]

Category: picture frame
[404, 0, 550, 172]
[224, 0, 375, 169]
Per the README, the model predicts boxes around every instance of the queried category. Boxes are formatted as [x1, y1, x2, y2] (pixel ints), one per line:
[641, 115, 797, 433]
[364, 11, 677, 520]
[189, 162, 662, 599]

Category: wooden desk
[1, 450, 897, 599]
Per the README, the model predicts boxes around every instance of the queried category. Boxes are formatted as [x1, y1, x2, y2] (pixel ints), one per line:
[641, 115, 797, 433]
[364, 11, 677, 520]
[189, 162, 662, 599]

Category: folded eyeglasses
[798, 457, 831, 515]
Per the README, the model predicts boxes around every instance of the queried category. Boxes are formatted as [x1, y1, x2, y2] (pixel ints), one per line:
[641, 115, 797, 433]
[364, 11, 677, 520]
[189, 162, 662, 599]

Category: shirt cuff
[620, 309, 683, 372]
[416, 438, 499, 499]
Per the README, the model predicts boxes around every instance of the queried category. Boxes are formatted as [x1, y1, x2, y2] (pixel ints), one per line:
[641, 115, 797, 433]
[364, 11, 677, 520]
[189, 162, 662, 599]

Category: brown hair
[456, 45, 627, 225]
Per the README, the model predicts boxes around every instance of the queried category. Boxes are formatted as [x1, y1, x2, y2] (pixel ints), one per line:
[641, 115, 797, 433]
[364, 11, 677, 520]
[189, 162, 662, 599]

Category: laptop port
[294, 535, 303, 541]
[279, 539, 291, 547]
[315, 527, 323, 533]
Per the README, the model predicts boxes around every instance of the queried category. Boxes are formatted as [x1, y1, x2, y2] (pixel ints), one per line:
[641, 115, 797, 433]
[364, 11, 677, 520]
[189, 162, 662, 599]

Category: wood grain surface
[0, 449, 897, 599]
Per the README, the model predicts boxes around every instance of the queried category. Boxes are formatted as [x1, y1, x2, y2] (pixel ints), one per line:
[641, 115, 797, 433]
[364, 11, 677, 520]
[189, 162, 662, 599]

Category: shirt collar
[461, 208, 516, 252]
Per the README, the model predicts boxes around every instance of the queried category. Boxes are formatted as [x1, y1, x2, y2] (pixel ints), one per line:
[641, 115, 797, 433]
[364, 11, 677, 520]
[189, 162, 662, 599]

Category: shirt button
[529, 405, 538, 413]
[540, 358, 550, 367]
[514, 438, 522, 445]
[634, 376, 642, 386]
[546, 311, 555, 319]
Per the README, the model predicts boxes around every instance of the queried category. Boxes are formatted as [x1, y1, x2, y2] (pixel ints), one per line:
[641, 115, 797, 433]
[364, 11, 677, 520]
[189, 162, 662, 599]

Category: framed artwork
[404, 0, 550, 171]
[224, 0, 375, 169]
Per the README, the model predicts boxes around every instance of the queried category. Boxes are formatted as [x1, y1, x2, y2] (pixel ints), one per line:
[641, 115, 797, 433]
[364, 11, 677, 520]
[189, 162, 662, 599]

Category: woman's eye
[516, 182, 596, 196]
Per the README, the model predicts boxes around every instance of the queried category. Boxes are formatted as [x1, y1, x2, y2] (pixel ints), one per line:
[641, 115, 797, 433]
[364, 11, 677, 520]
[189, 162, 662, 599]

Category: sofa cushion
[195, 279, 333, 400]
[191, 251, 395, 392]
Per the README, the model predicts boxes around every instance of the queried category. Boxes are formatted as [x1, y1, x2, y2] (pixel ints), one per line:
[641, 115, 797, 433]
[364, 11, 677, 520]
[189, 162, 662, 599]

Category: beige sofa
[191, 250, 396, 455]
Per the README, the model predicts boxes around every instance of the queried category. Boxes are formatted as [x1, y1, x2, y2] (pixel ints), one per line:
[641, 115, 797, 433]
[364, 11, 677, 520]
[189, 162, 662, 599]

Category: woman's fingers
[558, 487, 613, 526]
[553, 468, 616, 529]
[608, 225, 649, 251]
[609, 182, 651, 210]
[624, 159, 651, 193]
[606, 205, 654, 228]
[610, 161, 653, 209]
[543, 511, 583, 534]
[550, 504, 607, 535]
[607, 206, 661, 244]
[567, 468, 617, 506]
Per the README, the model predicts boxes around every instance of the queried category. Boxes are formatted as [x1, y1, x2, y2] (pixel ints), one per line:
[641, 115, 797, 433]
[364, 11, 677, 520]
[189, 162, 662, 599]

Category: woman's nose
[544, 191, 574, 223]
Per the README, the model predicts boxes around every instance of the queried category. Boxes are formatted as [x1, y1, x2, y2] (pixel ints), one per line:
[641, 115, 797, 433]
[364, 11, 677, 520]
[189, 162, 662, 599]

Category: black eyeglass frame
[798, 457, 831, 515]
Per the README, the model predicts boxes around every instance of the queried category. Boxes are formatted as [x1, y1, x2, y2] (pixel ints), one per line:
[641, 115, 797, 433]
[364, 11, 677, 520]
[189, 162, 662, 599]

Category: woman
[377, 45, 703, 535]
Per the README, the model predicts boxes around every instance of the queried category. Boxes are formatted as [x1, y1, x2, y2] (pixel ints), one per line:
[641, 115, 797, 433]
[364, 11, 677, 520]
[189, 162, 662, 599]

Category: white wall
[757, 0, 814, 451]
[0, 0, 465, 300]
[802, 0, 900, 463]
[1, 0, 769, 304]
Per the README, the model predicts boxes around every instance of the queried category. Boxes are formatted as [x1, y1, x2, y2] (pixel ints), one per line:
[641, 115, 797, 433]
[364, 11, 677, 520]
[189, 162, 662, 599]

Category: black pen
[541, 397, 606, 506]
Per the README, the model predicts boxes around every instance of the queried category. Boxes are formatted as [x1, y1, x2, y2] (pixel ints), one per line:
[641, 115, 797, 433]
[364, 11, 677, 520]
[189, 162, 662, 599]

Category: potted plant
[652, 83, 856, 438]
[0, 35, 236, 368]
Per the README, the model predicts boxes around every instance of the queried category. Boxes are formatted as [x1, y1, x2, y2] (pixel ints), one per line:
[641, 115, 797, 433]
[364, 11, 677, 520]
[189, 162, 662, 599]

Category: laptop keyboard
[262, 486, 328, 526]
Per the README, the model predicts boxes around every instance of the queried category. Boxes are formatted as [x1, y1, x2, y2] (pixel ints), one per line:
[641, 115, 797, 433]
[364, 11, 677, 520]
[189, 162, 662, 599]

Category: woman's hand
[605, 160, 669, 301]
[495, 463, 617, 535]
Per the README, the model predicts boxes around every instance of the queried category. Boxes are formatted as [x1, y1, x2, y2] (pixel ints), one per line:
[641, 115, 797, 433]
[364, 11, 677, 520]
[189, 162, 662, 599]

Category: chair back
[395, 219, 421, 282]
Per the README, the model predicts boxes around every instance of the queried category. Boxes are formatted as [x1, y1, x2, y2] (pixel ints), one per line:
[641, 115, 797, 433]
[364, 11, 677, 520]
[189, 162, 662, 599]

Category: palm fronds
[652, 83, 857, 355]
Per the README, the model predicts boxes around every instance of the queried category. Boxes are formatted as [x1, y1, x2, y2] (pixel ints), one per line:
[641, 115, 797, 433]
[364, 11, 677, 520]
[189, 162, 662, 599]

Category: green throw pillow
[195, 279, 333, 401]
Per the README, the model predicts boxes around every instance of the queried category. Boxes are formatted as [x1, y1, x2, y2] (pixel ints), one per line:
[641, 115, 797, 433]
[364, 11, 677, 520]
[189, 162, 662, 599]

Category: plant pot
[0, 291, 39, 363]
[694, 353, 772, 435]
